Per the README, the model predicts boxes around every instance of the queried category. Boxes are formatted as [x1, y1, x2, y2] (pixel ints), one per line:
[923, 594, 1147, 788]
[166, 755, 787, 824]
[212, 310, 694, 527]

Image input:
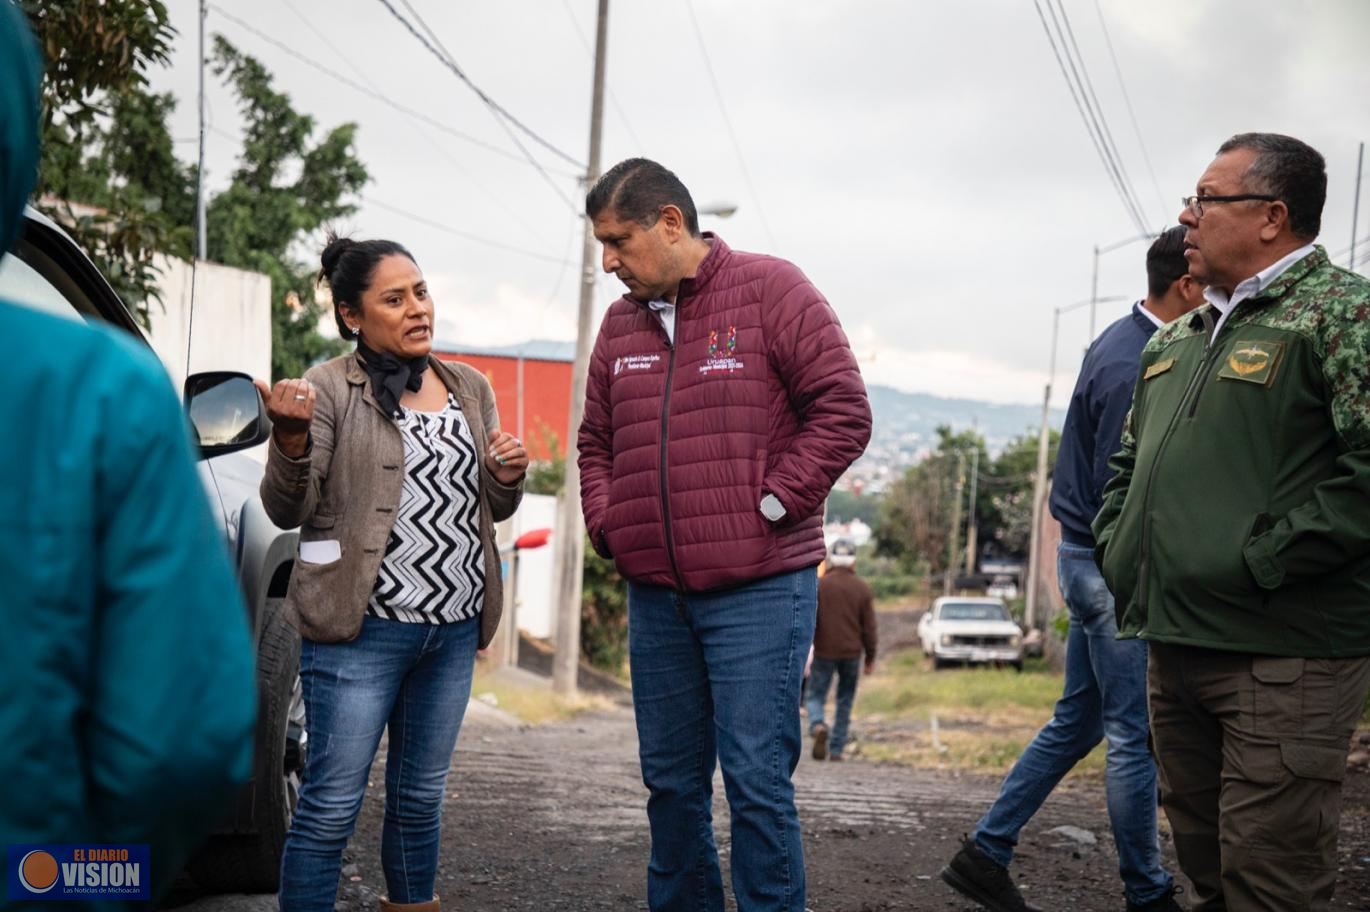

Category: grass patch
[853, 652, 1107, 777]
[470, 665, 611, 725]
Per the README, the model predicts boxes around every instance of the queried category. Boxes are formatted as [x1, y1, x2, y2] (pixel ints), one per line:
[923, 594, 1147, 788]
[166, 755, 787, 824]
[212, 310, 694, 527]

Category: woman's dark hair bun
[316, 229, 419, 339]
[319, 231, 355, 285]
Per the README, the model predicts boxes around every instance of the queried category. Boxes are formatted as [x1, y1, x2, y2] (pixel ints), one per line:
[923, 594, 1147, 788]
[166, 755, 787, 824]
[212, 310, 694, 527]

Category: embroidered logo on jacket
[614, 353, 662, 377]
[700, 325, 744, 375]
[1218, 340, 1284, 387]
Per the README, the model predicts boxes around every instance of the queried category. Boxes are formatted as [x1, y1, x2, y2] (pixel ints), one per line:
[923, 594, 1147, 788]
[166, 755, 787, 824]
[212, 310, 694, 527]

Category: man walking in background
[807, 539, 877, 762]
[1095, 133, 1370, 910]
[579, 157, 870, 912]
[942, 226, 1202, 912]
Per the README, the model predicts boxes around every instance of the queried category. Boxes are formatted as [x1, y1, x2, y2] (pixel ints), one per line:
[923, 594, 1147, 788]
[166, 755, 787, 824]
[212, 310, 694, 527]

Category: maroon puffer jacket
[578, 235, 871, 592]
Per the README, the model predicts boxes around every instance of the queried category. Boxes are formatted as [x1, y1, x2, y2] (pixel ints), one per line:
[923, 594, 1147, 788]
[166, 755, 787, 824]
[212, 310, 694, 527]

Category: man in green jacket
[0, 6, 257, 907]
[1094, 132, 1370, 910]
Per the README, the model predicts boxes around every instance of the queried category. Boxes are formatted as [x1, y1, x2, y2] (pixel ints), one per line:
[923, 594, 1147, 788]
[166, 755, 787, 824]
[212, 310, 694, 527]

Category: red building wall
[434, 352, 573, 461]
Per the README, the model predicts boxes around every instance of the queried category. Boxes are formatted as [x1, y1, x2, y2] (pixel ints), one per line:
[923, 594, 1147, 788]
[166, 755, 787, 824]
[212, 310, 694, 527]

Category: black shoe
[1127, 885, 1186, 912]
[940, 837, 1042, 912]
[811, 723, 829, 760]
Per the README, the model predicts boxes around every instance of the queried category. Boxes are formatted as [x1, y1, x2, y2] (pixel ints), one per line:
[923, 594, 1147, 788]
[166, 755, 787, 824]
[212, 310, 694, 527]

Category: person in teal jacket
[0, 6, 257, 907]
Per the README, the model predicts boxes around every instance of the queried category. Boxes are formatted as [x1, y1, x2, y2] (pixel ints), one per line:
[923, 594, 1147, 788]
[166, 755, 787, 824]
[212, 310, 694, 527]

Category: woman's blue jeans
[278, 613, 478, 911]
[628, 567, 817, 912]
[972, 543, 1173, 906]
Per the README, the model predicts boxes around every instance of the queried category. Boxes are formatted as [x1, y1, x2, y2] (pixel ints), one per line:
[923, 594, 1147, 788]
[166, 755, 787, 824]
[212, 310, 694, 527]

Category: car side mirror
[184, 371, 271, 459]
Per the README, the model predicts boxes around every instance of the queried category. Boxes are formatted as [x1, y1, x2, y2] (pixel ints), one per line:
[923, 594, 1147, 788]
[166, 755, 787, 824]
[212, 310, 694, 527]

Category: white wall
[146, 255, 272, 401]
[497, 493, 558, 639]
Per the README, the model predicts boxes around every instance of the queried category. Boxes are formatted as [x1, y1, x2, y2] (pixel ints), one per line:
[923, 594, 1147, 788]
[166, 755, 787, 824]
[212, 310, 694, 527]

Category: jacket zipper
[658, 326, 686, 590]
[1136, 312, 1218, 607]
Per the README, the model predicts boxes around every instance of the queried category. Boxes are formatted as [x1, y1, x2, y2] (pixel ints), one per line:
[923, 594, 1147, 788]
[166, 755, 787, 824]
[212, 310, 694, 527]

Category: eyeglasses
[1181, 194, 1279, 218]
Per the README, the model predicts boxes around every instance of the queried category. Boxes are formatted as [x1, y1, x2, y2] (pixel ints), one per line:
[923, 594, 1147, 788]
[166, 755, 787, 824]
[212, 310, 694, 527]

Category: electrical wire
[560, 0, 648, 152]
[376, 0, 584, 215]
[1092, 0, 1168, 221]
[207, 4, 581, 180]
[1031, 0, 1148, 234]
[274, 0, 556, 246]
[683, 0, 778, 248]
[362, 195, 578, 266]
[1050, 0, 1151, 227]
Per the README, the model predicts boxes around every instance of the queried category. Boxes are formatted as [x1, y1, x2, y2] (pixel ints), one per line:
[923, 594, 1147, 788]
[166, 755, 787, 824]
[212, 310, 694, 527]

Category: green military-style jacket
[1093, 246, 1370, 656]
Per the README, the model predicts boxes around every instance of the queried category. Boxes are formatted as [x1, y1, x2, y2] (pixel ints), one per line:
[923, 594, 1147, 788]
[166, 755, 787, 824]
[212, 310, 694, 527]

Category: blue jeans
[279, 614, 479, 912]
[628, 567, 817, 912]
[972, 543, 1172, 905]
[805, 657, 861, 756]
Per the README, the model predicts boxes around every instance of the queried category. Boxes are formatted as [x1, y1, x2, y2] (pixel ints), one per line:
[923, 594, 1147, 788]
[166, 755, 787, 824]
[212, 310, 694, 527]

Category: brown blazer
[260, 352, 523, 646]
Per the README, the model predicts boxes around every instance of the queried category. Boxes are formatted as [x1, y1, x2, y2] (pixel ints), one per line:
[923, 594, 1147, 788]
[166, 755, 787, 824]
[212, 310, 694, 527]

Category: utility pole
[196, 0, 207, 260]
[963, 447, 979, 577]
[551, 0, 609, 697]
[1352, 142, 1364, 273]
[943, 449, 966, 596]
[1024, 382, 1051, 630]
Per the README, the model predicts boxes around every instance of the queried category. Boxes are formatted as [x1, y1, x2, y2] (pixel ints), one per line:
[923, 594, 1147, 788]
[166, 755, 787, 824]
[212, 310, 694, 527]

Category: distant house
[434, 340, 574, 462]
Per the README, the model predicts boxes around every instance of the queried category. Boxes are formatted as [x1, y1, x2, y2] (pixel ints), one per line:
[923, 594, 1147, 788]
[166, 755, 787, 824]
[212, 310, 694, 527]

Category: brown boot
[379, 896, 439, 912]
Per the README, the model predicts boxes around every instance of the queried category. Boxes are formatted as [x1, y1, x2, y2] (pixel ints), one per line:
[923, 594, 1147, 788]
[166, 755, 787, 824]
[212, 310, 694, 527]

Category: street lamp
[1090, 233, 1158, 339]
[1023, 293, 1130, 631]
[698, 201, 739, 219]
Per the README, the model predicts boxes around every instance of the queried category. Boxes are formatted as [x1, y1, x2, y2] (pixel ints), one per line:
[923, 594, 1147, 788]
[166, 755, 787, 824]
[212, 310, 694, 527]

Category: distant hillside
[847, 385, 1067, 491]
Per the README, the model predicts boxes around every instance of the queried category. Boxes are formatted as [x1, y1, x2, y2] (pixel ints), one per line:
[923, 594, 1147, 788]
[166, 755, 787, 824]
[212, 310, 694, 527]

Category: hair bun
[319, 231, 354, 282]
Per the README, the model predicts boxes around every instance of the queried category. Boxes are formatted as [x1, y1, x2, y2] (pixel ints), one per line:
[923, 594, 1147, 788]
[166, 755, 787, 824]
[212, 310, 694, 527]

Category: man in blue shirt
[941, 226, 1203, 912]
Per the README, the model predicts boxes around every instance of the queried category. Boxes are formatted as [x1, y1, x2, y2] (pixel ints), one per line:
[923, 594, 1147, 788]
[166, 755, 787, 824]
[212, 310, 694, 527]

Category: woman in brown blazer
[257, 235, 526, 912]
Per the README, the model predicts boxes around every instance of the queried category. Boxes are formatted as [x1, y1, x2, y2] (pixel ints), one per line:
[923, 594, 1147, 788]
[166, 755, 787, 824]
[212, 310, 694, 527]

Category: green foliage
[22, 0, 184, 324]
[825, 487, 879, 525]
[523, 422, 567, 497]
[514, 428, 626, 676]
[207, 37, 365, 380]
[874, 425, 1061, 572]
[581, 538, 628, 676]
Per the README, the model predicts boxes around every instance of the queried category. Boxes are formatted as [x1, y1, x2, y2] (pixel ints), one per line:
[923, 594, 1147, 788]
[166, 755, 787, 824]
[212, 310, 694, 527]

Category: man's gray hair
[1217, 133, 1326, 239]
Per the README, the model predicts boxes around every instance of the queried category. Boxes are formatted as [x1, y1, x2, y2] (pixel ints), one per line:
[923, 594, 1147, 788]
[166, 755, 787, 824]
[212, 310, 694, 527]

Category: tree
[983, 431, 1060, 556]
[207, 37, 366, 380]
[22, 0, 185, 323]
[874, 426, 987, 575]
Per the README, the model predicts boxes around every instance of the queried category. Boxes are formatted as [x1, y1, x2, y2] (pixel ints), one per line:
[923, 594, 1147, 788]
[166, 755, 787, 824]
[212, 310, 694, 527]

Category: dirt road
[299, 703, 1368, 912]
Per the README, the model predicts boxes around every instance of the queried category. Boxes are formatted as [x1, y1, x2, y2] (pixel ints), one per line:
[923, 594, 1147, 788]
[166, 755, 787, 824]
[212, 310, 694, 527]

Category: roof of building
[433, 338, 575, 364]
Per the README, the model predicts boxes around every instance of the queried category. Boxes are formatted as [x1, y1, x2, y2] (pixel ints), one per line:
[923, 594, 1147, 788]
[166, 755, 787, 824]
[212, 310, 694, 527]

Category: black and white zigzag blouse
[368, 392, 485, 624]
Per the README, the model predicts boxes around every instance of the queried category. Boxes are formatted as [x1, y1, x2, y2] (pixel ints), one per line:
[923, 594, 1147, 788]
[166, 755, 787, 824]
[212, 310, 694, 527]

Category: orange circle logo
[18, 850, 59, 893]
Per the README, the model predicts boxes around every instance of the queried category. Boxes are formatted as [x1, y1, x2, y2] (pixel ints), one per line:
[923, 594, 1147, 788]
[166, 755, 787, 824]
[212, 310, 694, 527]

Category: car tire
[189, 597, 303, 893]
[932, 656, 947, 670]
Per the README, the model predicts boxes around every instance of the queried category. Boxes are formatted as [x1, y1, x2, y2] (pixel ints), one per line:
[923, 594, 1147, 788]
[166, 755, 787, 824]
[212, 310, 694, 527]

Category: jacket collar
[1184, 245, 1328, 333]
[675, 232, 729, 301]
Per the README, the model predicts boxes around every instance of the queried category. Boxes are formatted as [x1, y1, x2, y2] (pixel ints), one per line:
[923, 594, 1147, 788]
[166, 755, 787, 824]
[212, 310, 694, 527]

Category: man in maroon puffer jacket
[578, 158, 871, 912]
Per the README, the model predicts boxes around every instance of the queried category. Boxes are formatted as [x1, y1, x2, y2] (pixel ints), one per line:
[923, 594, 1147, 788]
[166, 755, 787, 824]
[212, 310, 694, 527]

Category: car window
[0, 243, 86, 322]
[940, 603, 1010, 622]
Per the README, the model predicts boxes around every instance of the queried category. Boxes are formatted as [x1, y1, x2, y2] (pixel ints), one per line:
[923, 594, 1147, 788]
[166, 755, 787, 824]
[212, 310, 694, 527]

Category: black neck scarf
[356, 339, 430, 417]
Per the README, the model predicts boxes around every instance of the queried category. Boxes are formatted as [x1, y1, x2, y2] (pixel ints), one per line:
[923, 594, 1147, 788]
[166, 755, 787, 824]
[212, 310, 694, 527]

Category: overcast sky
[150, 0, 1370, 407]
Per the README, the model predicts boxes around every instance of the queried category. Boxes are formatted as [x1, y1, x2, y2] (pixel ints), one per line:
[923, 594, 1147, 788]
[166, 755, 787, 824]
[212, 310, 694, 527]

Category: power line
[207, 4, 581, 180]
[1091, 0, 1168, 222]
[274, 0, 556, 246]
[561, 0, 647, 152]
[376, 0, 584, 216]
[206, 118, 574, 267]
[1031, 0, 1148, 234]
[683, 0, 777, 248]
[363, 195, 578, 266]
[1050, 0, 1151, 227]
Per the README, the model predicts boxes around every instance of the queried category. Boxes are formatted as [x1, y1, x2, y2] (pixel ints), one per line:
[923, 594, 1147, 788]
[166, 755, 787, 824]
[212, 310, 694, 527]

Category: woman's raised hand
[255, 378, 316, 458]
